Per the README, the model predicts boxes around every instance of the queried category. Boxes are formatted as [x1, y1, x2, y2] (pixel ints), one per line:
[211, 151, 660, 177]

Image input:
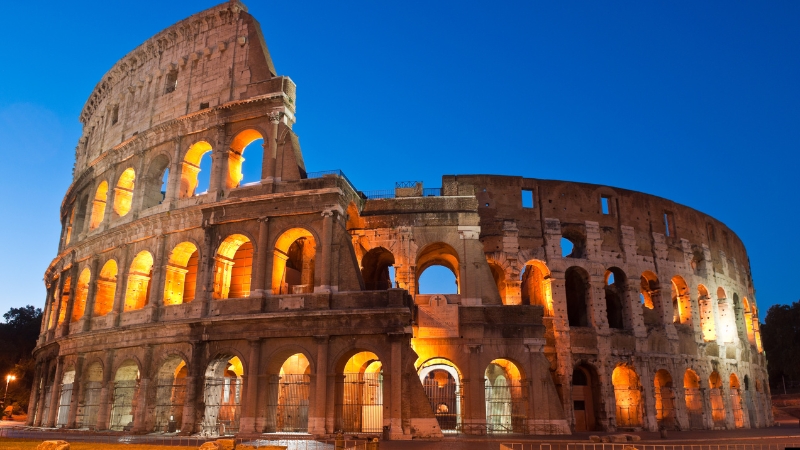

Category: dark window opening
[664, 211, 675, 237]
[111, 105, 119, 125]
[601, 196, 610, 215]
[574, 400, 586, 411]
[565, 267, 590, 327]
[200, 102, 209, 110]
[165, 70, 178, 94]
[522, 189, 534, 208]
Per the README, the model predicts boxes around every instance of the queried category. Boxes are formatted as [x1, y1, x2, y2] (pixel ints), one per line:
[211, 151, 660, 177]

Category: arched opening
[654, 369, 676, 429]
[709, 371, 726, 428]
[485, 359, 527, 434]
[560, 229, 585, 258]
[571, 364, 599, 431]
[142, 155, 170, 209]
[730, 373, 744, 428]
[604, 268, 626, 329]
[418, 358, 462, 433]
[361, 247, 395, 290]
[488, 262, 508, 303]
[110, 360, 140, 431]
[64, 207, 76, 247]
[71, 268, 91, 322]
[123, 251, 154, 311]
[57, 277, 71, 326]
[56, 366, 76, 427]
[202, 355, 244, 436]
[229, 129, 264, 187]
[743, 298, 755, 344]
[153, 356, 187, 433]
[180, 141, 212, 197]
[683, 369, 704, 429]
[267, 353, 311, 433]
[520, 260, 553, 315]
[612, 364, 642, 428]
[698, 285, 716, 341]
[640, 271, 661, 325]
[89, 181, 108, 230]
[671, 276, 691, 325]
[163, 242, 199, 305]
[112, 168, 136, 218]
[565, 266, 590, 327]
[73, 193, 89, 238]
[94, 260, 118, 317]
[336, 351, 383, 433]
[214, 234, 253, 299]
[77, 362, 103, 429]
[273, 228, 316, 295]
[416, 243, 460, 295]
[38, 367, 56, 425]
[717, 287, 735, 343]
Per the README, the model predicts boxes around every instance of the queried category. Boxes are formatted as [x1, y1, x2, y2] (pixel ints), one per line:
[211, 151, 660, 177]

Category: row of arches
[572, 363, 764, 431]
[64, 130, 265, 247]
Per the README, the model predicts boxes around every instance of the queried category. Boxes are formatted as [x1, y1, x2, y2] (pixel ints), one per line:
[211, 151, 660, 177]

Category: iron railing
[76, 381, 102, 429]
[202, 376, 242, 436]
[153, 378, 187, 432]
[684, 388, 705, 429]
[109, 380, 137, 431]
[306, 170, 358, 194]
[267, 374, 311, 433]
[55, 383, 73, 427]
[335, 373, 383, 433]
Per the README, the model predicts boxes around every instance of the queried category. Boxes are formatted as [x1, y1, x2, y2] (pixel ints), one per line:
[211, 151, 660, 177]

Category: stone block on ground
[625, 434, 641, 441]
[611, 434, 628, 443]
[589, 435, 601, 442]
[37, 442, 69, 450]
[216, 439, 235, 450]
[199, 442, 221, 450]
[235, 446, 287, 450]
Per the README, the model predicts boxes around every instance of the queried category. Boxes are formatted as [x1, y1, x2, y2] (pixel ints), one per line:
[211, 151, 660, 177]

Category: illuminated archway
[485, 359, 527, 434]
[671, 275, 691, 325]
[180, 141, 212, 197]
[94, 260, 118, 317]
[683, 369, 704, 429]
[640, 271, 660, 325]
[57, 277, 71, 326]
[654, 369, 676, 429]
[418, 358, 463, 432]
[202, 355, 244, 436]
[229, 129, 264, 188]
[272, 228, 316, 295]
[698, 285, 717, 341]
[267, 353, 311, 433]
[112, 168, 136, 217]
[742, 297, 755, 344]
[123, 251, 154, 311]
[488, 262, 508, 303]
[612, 364, 642, 428]
[153, 356, 187, 433]
[520, 260, 553, 315]
[163, 242, 199, 305]
[730, 373, 744, 428]
[78, 361, 103, 428]
[89, 181, 108, 230]
[336, 351, 383, 433]
[110, 360, 140, 431]
[71, 268, 91, 322]
[55, 366, 76, 427]
[361, 247, 395, 290]
[214, 234, 253, 299]
[717, 287, 736, 343]
[709, 371, 726, 428]
[416, 243, 460, 295]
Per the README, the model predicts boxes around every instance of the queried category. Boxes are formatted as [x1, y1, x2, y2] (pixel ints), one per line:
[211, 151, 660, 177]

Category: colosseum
[28, 0, 772, 440]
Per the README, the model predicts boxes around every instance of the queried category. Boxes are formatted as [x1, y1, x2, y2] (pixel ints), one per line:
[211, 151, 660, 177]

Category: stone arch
[123, 251, 154, 311]
[265, 348, 314, 433]
[112, 168, 136, 218]
[94, 259, 118, 317]
[565, 266, 591, 327]
[56, 364, 77, 427]
[654, 369, 676, 429]
[361, 247, 395, 290]
[698, 284, 716, 341]
[416, 242, 460, 295]
[152, 355, 188, 432]
[742, 297, 756, 344]
[89, 180, 109, 230]
[520, 260, 553, 315]
[228, 128, 264, 188]
[142, 153, 171, 209]
[571, 363, 601, 432]
[345, 201, 364, 231]
[202, 354, 245, 436]
[729, 373, 745, 428]
[716, 287, 736, 343]
[683, 368, 704, 429]
[213, 234, 253, 299]
[604, 267, 627, 329]
[417, 357, 463, 432]
[272, 227, 317, 295]
[612, 364, 642, 428]
[671, 275, 692, 325]
[78, 361, 104, 428]
[71, 267, 91, 322]
[180, 140, 212, 198]
[488, 261, 509, 304]
[640, 271, 661, 325]
[110, 359, 140, 431]
[335, 350, 384, 433]
[163, 241, 199, 305]
[485, 358, 527, 434]
[709, 371, 726, 428]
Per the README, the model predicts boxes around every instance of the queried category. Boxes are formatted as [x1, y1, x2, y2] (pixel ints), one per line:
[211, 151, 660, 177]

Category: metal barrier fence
[0, 428, 374, 449]
[500, 445, 800, 450]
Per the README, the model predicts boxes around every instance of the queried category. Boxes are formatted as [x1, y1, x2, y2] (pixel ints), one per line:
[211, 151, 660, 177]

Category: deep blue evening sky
[0, 1, 798, 317]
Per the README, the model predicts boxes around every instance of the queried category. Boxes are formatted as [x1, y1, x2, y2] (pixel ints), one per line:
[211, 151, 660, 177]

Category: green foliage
[761, 300, 800, 389]
[0, 305, 42, 411]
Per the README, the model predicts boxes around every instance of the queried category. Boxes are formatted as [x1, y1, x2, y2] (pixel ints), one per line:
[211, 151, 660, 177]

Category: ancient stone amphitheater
[28, 0, 772, 439]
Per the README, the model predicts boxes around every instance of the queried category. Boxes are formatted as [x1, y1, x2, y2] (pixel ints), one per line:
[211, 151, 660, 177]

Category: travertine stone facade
[29, 1, 771, 439]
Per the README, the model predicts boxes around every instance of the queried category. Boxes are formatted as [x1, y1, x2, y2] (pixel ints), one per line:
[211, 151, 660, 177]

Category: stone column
[27, 363, 43, 426]
[314, 209, 335, 293]
[96, 350, 116, 430]
[146, 234, 168, 322]
[48, 275, 66, 341]
[66, 354, 85, 428]
[463, 344, 485, 433]
[589, 273, 608, 331]
[240, 339, 261, 433]
[110, 245, 130, 327]
[82, 258, 101, 332]
[33, 360, 50, 426]
[133, 345, 153, 432]
[199, 225, 215, 317]
[310, 335, 328, 435]
[263, 111, 281, 183]
[208, 125, 227, 197]
[251, 218, 270, 298]
[61, 262, 81, 336]
[165, 137, 183, 203]
[46, 356, 65, 427]
[388, 334, 404, 439]
[181, 341, 205, 434]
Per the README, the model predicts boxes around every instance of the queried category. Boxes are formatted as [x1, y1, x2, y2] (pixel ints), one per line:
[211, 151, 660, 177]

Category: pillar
[165, 137, 183, 202]
[181, 341, 205, 434]
[96, 350, 116, 430]
[251, 218, 270, 298]
[463, 344, 485, 433]
[240, 339, 261, 433]
[263, 111, 281, 183]
[110, 245, 130, 327]
[315, 209, 334, 293]
[388, 334, 404, 439]
[199, 226, 214, 317]
[146, 234, 168, 322]
[61, 262, 80, 336]
[311, 335, 328, 435]
[66, 354, 85, 428]
[33, 359, 51, 427]
[26, 364, 42, 426]
[46, 356, 65, 427]
[208, 125, 227, 196]
[82, 258, 101, 332]
[133, 345, 153, 432]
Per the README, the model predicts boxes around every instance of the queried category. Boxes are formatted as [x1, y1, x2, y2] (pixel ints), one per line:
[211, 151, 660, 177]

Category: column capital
[267, 110, 283, 124]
